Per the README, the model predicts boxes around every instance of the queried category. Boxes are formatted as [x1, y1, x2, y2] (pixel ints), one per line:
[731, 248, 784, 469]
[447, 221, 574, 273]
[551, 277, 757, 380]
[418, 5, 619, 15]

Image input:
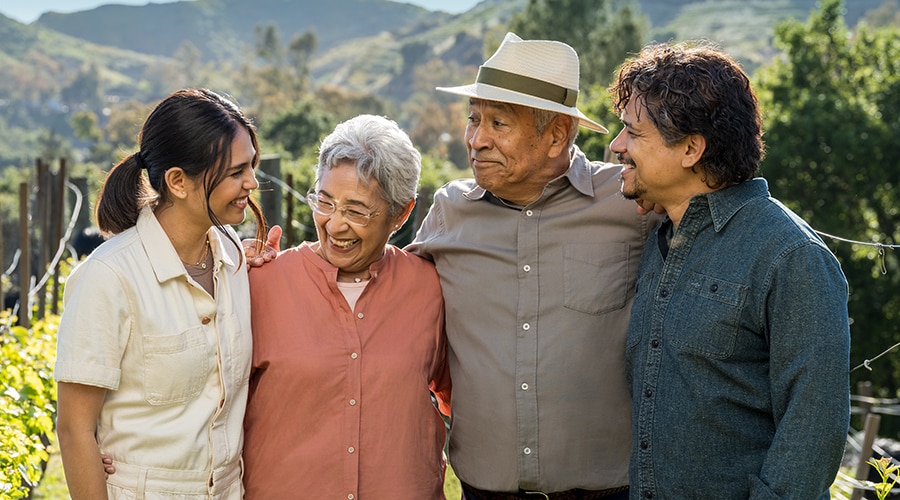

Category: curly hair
[610, 42, 765, 188]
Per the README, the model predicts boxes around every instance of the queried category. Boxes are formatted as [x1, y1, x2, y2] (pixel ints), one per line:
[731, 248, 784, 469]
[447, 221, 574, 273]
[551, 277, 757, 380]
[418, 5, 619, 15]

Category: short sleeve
[54, 258, 133, 389]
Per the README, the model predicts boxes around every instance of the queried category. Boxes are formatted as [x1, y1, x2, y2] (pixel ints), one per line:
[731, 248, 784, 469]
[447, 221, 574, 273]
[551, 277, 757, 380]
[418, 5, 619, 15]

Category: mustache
[616, 153, 634, 166]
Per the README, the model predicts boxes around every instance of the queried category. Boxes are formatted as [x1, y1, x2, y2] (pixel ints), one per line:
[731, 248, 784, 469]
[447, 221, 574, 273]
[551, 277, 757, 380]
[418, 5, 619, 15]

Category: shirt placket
[636, 214, 697, 499]
[188, 276, 224, 488]
[515, 204, 541, 489]
[343, 287, 364, 500]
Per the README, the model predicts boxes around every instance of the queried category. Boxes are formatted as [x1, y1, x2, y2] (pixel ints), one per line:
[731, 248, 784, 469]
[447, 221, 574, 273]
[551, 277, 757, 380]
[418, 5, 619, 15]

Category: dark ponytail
[95, 152, 156, 236]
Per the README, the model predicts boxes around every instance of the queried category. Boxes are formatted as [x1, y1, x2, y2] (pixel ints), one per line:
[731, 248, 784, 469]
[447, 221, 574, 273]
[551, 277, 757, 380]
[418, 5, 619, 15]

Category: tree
[173, 41, 204, 88]
[261, 100, 334, 159]
[287, 31, 317, 93]
[70, 110, 110, 163]
[240, 25, 318, 123]
[754, 0, 900, 434]
[60, 63, 103, 111]
[508, 0, 649, 86]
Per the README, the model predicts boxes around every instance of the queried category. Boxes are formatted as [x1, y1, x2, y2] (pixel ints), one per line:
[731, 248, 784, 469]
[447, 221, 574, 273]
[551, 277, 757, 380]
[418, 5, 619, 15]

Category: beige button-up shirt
[55, 207, 251, 497]
[408, 147, 654, 493]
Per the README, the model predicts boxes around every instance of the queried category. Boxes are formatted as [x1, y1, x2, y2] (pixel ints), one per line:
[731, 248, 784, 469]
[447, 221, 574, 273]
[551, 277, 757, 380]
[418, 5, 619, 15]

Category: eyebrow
[229, 158, 253, 171]
[621, 115, 641, 132]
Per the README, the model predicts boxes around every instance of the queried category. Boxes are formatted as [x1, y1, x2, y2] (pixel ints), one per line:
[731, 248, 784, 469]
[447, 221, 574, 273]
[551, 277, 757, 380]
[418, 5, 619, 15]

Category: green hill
[0, 0, 894, 167]
[34, 0, 440, 61]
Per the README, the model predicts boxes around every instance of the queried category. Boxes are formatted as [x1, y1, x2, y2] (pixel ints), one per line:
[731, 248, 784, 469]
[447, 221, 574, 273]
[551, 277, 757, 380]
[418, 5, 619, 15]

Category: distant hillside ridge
[28, 0, 890, 85]
[4, 0, 893, 104]
[34, 0, 442, 62]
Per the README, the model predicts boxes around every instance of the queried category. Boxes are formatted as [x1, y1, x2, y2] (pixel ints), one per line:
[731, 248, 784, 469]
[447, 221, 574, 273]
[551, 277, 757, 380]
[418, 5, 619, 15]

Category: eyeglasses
[306, 192, 383, 227]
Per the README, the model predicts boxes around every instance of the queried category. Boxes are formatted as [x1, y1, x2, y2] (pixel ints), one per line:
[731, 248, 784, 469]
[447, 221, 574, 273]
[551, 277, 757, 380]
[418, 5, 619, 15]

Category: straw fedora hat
[436, 32, 608, 133]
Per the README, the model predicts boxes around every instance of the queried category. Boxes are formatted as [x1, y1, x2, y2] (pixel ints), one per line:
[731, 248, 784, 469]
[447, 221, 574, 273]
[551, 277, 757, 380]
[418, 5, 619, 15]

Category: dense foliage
[0, 312, 59, 499]
[755, 0, 900, 434]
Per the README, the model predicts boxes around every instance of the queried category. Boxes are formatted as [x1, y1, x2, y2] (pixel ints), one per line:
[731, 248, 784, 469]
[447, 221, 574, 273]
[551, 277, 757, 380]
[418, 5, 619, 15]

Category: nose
[245, 168, 260, 190]
[609, 129, 626, 155]
[323, 208, 351, 232]
[467, 122, 490, 151]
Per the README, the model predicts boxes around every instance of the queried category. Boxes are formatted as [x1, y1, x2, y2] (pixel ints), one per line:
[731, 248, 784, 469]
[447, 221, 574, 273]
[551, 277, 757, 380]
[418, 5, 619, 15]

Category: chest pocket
[670, 271, 748, 359]
[564, 242, 631, 315]
[143, 326, 211, 405]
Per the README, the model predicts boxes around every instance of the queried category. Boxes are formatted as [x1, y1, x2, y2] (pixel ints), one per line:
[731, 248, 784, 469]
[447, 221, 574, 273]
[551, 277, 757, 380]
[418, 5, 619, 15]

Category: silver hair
[316, 114, 421, 217]
[531, 108, 579, 148]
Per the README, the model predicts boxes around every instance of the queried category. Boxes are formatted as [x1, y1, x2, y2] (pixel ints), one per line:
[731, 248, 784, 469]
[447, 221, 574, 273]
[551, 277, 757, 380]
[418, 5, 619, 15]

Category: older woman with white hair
[242, 114, 450, 499]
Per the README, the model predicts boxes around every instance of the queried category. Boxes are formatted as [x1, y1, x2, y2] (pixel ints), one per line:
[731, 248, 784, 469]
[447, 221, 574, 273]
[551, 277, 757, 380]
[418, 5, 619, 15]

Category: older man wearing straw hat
[407, 33, 656, 499]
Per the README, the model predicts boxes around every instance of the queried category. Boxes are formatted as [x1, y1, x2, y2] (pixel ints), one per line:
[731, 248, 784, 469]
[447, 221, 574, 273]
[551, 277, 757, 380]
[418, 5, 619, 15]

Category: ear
[391, 199, 416, 231]
[546, 115, 573, 159]
[164, 167, 189, 200]
[681, 134, 706, 169]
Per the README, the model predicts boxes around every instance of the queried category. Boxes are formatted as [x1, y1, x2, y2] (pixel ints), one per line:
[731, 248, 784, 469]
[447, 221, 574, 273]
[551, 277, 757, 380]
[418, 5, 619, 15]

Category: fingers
[101, 454, 116, 475]
[244, 225, 283, 269]
[635, 198, 666, 216]
[266, 225, 283, 253]
[635, 198, 652, 215]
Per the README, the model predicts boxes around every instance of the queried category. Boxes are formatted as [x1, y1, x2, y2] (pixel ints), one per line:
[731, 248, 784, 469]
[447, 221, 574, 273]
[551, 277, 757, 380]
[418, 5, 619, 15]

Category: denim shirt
[626, 179, 850, 499]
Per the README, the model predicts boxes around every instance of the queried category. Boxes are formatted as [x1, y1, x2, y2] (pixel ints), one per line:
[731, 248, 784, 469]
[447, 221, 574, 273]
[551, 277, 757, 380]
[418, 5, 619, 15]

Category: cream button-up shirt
[55, 207, 251, 498]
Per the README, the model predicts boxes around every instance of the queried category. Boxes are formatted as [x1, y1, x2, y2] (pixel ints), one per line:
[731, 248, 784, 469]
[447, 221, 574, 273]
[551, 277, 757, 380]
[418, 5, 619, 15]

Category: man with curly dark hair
[610, 42, 850, 499]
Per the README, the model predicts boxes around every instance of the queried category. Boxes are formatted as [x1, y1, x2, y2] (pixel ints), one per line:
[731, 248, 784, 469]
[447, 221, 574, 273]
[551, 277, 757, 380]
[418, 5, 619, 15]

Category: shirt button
[351, 352, 358, 359]
[523, 323, 530, 331]
[650, 339, 660, 348]
[710, 283, 718, 292]
[640, 441, 649, 450]
[644, 492, 654, 499]
[644, 389, 653, 398]
[201, 317, 211, 325]
[349, 399, 357, 406]
[521, 383, 529, 390]
[348, 495, 354, 500]
[525, 210, 533, 217]
[523, 447, 532, 455]
[660, 289, 668, 298]
[523, 265, 531, 272]
[357, 313, 364, 319]
[348, 446, 355, 453]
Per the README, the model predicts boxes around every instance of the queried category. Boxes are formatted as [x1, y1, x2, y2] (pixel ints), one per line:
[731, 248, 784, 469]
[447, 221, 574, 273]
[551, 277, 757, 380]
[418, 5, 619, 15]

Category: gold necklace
[183, 240, 210, 269]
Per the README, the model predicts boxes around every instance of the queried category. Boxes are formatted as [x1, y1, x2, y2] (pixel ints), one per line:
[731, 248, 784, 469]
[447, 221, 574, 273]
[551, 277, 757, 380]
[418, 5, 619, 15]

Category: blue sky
[0, 0, 481, 24]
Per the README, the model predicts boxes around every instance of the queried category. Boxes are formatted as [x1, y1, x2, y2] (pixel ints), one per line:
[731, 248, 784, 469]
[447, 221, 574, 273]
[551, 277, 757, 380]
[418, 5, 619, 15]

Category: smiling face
[610, 96, 686, 205]
[465, 99, 565, 206]
[312, 162, 405, 276]
[610, 94, 712, 226]
[206, 126, 259, 226]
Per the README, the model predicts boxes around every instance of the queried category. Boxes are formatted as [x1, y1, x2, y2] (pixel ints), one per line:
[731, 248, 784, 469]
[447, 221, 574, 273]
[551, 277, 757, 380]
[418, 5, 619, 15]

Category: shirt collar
[462, 145, 595, 202]
[137, 206, 234, 283]
[299, 241, 389, 281]
[695, 178, 770, 232]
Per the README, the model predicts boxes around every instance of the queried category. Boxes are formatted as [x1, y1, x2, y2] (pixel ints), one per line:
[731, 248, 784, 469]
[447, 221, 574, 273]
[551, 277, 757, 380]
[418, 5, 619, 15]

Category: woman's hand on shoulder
[244, 225, 282, 269]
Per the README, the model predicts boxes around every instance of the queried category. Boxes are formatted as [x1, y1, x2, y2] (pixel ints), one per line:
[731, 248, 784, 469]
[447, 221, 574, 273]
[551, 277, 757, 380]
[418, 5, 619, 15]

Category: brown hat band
[476, 66, 579, 107]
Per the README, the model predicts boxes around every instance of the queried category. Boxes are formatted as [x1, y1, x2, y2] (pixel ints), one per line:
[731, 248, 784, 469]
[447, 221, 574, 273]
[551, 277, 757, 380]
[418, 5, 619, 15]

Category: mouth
[471, 156, 498, 168]
[231, 196, 249, 209]
[616, 153, 636, 170]
[328, 236, 360, 249]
